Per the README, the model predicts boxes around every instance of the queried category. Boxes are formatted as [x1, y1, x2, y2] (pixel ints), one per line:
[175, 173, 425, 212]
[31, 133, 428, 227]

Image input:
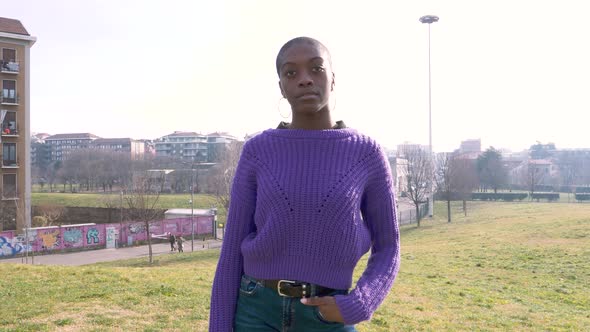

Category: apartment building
[0, 17, 35, 231]
[44, 133, 101, 162]
[30, 132, 51, 169]
[91, 138, 145, 160]
[206, 132, 239, 162]
[155, 131, 237, 162]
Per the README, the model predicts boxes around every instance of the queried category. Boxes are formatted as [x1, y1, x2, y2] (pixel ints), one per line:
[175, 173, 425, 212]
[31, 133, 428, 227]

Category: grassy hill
[2, 201, 589, 331]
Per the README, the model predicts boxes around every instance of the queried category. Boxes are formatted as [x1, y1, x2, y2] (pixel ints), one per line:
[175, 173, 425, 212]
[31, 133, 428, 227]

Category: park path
[2, 201, 416, 266]
[0, 239, 222, 266]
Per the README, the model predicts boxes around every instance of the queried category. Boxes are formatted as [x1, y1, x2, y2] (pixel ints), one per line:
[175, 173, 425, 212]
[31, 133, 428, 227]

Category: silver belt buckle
[277, 280, 296, 297]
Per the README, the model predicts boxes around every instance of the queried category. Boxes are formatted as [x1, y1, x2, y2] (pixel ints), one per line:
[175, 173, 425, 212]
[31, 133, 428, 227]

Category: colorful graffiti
[0, 236, 23, 257]
[128, 223, 145, 234]
[39, 229, 61, 250]
[86, 228, 100, 244]
[63, 228, 83, 248]
[0, 214, 215, 258]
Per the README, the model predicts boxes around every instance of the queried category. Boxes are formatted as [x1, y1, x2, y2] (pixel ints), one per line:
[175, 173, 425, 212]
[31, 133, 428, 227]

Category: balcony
[0, 95, 19, 105]
[1, 159, 19, 168]
[1, 188, 18, 200]
[1, 61, 19, 74]
[1, 124, 18, 137]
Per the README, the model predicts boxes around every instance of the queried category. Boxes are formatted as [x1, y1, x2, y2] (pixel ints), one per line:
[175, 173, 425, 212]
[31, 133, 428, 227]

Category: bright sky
[4, 0, 590, 152]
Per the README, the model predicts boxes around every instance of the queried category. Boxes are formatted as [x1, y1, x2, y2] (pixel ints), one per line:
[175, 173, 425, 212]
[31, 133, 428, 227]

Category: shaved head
[276, 37, 332, 77]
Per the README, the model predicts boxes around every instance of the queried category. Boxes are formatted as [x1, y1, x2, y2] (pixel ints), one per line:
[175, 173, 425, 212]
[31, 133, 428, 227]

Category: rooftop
[166, 131, 205, 137]
[164, 208, 216, 216]
[0, 17, 29, 36]
[93, 138, 133, 144]
[45, 133, 101, 140]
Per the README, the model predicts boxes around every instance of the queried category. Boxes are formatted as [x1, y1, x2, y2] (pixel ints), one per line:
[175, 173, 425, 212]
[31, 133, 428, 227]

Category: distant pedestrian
[169, 233, 176, 251]
[176, 237, 184, 253]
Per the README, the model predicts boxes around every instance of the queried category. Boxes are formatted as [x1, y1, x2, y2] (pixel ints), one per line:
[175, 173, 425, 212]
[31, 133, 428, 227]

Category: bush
[531, 193, 560, 201]
[32, 216, 48, 227]
[575, 193, 590, 201]
[472, 192, 528, 201]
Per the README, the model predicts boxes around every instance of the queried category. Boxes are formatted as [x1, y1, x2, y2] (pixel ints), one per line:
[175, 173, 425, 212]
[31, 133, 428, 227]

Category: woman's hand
[300, 296, 344, 323]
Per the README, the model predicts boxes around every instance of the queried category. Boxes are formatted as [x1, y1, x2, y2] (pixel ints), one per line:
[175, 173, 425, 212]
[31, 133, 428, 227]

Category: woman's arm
[334, 145, 401, 325]
[209, 143, 258, 332]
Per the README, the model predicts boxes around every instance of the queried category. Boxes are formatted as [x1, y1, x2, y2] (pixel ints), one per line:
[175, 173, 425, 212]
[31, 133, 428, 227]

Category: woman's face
[278, 42, 334, 115]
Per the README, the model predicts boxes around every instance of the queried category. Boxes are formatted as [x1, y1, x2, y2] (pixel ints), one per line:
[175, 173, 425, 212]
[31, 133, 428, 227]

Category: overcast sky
[4, 0, 590, 152]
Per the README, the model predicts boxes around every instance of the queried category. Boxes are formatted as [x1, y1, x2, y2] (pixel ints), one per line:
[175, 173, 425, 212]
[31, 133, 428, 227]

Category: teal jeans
[234, 275, 357, 332]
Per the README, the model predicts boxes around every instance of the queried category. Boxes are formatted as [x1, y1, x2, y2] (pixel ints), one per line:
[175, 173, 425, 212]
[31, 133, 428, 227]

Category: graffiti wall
[0, 216, 214, 258]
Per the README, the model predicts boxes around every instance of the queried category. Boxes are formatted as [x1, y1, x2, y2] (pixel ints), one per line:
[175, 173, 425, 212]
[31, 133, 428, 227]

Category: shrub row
[575, 193, 590, 201]
[531, 193, 560, 201]
[471, 192, 528, 201]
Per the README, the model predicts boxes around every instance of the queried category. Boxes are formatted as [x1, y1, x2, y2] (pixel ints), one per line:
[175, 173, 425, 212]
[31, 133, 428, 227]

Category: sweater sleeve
[209, 142, 257, 332]
[334, 145, 401, 325]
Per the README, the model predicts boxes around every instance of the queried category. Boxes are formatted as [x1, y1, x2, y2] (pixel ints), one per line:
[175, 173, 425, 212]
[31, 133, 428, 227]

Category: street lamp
[419, 14, 439, 218]
[190, 164, 195, 252]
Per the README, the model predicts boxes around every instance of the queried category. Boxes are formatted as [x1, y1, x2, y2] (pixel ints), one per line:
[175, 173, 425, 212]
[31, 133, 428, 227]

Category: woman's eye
[285, 70, 296, 77]
[312, 66, 325, 73]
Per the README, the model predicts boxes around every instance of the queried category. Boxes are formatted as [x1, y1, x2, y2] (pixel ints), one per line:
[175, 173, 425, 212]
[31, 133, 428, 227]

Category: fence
[398, 203, 429, 225]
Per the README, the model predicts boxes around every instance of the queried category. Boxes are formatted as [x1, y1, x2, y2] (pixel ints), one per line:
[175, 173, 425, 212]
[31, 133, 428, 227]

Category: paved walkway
[0, 239, 222, 266]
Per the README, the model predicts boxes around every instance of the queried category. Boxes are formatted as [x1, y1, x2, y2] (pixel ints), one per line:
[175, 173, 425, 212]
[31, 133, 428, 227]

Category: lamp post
[190, 164, 195, 252]
[419, 14, 439, 218]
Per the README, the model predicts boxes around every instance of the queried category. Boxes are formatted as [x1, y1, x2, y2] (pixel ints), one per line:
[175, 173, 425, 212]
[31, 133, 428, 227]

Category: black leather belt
[259, 279, 336, 298]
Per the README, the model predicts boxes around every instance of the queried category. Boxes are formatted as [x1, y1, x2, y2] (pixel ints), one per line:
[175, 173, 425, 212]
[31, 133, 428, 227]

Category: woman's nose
[297, 72, 313, 87]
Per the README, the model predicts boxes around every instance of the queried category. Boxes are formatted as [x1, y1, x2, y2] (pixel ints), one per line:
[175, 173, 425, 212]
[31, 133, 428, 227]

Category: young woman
[209, 37, 400, 331]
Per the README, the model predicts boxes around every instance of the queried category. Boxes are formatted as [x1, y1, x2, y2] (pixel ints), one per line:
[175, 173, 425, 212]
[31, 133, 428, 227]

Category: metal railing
[1, 61, 19, 73]
[1, 124, 18, 136]
[0, 95, 19, 105]
[1, 159, 19, 167]
[398, 203, 429, 225]
[1, 187, 18, 200]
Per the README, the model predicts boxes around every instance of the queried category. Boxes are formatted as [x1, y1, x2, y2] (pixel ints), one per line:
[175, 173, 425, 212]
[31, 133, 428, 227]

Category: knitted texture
[209, 128, 400, 331]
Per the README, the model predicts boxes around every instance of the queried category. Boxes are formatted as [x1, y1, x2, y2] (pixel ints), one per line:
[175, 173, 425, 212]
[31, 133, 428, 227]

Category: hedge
[575, 193, 590, 201]
[472, 192, 528, 201]
[531, 192, 560, 201]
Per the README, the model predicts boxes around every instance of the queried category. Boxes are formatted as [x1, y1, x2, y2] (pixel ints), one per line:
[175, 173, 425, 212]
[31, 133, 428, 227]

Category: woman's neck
[289, 111, 335, 130]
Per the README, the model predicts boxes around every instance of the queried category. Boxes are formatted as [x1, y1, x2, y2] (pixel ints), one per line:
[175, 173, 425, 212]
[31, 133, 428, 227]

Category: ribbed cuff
[334, 293, 371, 325]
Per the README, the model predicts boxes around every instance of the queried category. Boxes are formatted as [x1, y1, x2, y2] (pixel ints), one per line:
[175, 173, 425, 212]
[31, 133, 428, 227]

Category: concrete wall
[0, 216, 213, 258]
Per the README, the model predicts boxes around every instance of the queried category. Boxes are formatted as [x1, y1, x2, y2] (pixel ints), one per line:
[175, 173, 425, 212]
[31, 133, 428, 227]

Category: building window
[2, 142, 17, 166]
[2, 173, 17, 198]
[1, 110, 17, 135]
[2, 80, 17, 103]
[1, 48, 18, 72]
[2, 48, 16, 62]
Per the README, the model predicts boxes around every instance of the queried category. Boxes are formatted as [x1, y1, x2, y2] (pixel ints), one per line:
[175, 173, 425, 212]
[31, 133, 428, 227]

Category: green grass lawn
[31, 192, 228, 223]
[2, 201, 589, 331]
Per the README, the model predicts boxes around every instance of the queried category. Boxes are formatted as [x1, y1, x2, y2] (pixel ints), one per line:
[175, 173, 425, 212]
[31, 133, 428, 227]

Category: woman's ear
[331, 73, 336, 91]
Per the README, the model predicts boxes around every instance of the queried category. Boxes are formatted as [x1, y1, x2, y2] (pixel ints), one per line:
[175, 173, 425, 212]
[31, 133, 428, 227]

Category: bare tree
[435, 153, 455, 223]
[401, 147, 432, 227]
[124, 171, 164, 264]
[35, 205, 66, 227]
[452, 157, 479, 216]
[557, 155, 579, 202]
[208, 141, 244, 212]
[522, 161, 546, 199]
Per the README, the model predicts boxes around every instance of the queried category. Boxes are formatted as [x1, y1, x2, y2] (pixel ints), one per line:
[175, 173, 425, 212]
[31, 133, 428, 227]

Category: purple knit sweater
[209, 128, 400, 331]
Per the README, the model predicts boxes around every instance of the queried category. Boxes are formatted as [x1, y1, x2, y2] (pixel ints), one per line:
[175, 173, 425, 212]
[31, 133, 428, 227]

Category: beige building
[91, 138, 146, 160]
[0, 17, 35, 231]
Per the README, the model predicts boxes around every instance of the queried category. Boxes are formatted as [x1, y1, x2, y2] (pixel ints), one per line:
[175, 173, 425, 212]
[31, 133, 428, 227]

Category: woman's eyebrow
[281, 57, 325, 70]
